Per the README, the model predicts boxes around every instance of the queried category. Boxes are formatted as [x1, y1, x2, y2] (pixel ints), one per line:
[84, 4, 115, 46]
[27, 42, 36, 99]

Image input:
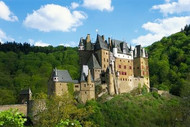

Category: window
[128, 60, 130, 63]
[104, 58, 105, 62]
[75, 85, 79, 88]
[142, 71, 145, 75]
[129, 66, 132, 69]
[84, 84, 86, 87]
[124, 65, 126, 69]
[142, 65, 144, 69]
[107, 59, 109, 62]
[119, 65, 121, 68]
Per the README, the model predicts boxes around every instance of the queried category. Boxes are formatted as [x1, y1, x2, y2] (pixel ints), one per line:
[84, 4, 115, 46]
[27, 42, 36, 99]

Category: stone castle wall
[0, 104, 27, 116]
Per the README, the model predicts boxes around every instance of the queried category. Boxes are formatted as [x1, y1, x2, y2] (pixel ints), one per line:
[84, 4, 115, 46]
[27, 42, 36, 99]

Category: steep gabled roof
[94, 34, 109, 50]
[53, 69, 78, 83]
[87, 54, 101, 69]
[80, 65, 93, 82]
[111, 39, 130, 54]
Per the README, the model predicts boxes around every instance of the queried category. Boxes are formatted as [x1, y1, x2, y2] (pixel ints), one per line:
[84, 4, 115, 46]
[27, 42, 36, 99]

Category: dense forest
[0, 43, 79, 104]
[147, 24, 190, 96]
[0, 25, 190, 126]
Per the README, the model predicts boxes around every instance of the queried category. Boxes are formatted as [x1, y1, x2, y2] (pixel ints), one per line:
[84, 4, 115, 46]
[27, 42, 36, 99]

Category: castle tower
[78, 34, 94, 66]
[78, 37, 84, 50]
[87, 69, 92, 84]
[133, 45, 150, 90]
[107, 67, 115, 95]
[53, 68, 58, 82]
[80, 66, 95, 103]
[86, 34, 92, 50]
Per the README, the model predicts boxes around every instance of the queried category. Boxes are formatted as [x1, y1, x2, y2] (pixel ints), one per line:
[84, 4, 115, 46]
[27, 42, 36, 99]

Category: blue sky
[0, 0, 190, 47]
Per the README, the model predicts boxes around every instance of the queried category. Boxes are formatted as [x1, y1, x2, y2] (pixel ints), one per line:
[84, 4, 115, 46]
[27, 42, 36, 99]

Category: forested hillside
[0, 25, 190, 105]
[147, 25, 190, 96]
[0, 43, 79, 104]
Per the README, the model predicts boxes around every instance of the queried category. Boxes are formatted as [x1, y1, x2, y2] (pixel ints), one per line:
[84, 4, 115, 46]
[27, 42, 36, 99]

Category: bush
[0, 109, 26, 127]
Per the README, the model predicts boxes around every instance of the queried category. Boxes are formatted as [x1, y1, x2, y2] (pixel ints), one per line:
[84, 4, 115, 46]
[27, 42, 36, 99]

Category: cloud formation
[0, 1, 18, 21]
[59, 41, 78, 47]
[23, 4, 87, 32]
[132, 16, 190, 46]
[152, 0, 190, 15]
[83, 0, 113, 11]
[28, 39, 50, 47]
[71, 2, 79, 9]
[0, 29, 14, 43]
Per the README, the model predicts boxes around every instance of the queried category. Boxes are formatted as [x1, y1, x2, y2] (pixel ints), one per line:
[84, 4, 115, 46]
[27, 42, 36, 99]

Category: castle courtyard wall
[0, 104, 27, 116]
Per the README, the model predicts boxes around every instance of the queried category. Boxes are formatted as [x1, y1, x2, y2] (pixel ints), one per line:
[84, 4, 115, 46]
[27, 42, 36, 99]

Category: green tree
[33, 94, 94, 127]
[0, 109, 26, 127]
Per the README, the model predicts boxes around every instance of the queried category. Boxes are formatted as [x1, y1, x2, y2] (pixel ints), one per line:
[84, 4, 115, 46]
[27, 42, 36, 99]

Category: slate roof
[111, 39, 130, 54]
[94, 34, 109, 50]
[134, 45, 148, 58]
[87, 54, 101, 69]
[53, 69, 78, 83]
[20, 88, 32, 95]
[80, 65, 93, 82]
[79, 37, 84, 46]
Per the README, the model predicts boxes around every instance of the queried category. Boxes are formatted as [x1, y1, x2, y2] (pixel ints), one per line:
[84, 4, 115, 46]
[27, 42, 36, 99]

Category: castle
[48, 34, 150, 103]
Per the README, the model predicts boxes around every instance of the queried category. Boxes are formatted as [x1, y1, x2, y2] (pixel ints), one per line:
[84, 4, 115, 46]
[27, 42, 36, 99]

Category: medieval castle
[48, 34, 150, 103]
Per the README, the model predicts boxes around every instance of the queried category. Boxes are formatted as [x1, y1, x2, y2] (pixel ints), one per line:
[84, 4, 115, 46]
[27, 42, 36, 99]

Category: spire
[55, 68, 57, 76]
[130, 45, 132, 51]
[87, 69, 92, 84]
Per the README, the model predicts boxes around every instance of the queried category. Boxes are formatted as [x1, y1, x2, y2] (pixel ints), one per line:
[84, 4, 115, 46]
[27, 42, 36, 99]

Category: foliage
[0, 109, 26, 127]
[85, 93, 190, 127]
[56, 119, 82, 127]
[0, 43, 79, 104]
[67, 83, 74, 95]
[33, 94, 94, 127]
[147, 25, 190, 95]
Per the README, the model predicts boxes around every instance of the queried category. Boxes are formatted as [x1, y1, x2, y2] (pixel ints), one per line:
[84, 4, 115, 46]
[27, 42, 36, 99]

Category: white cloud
[23, 4, 87, 32]
[35, 41, 50, 47]
[83, 0, 114, 11]
[28, 39, 50, 47]
[0, 29, 14, 43]
[71, 2, 79, 9]
[59, 41, 77, 47]
[152, 0, 190, 15]
[0, 1, 18, 21]
[132, 16, 190, 46]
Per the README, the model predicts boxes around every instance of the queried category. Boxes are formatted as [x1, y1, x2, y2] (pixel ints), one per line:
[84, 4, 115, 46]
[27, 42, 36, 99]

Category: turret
[87, 69, 92, 84]
[107, 67, 115, 95]
[133, 45, 147, 58]
[53, 68, 58, 82]
[122, 43, 127, 54]
[79, 37, 84, 50]
[86, 34, 91, 50]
